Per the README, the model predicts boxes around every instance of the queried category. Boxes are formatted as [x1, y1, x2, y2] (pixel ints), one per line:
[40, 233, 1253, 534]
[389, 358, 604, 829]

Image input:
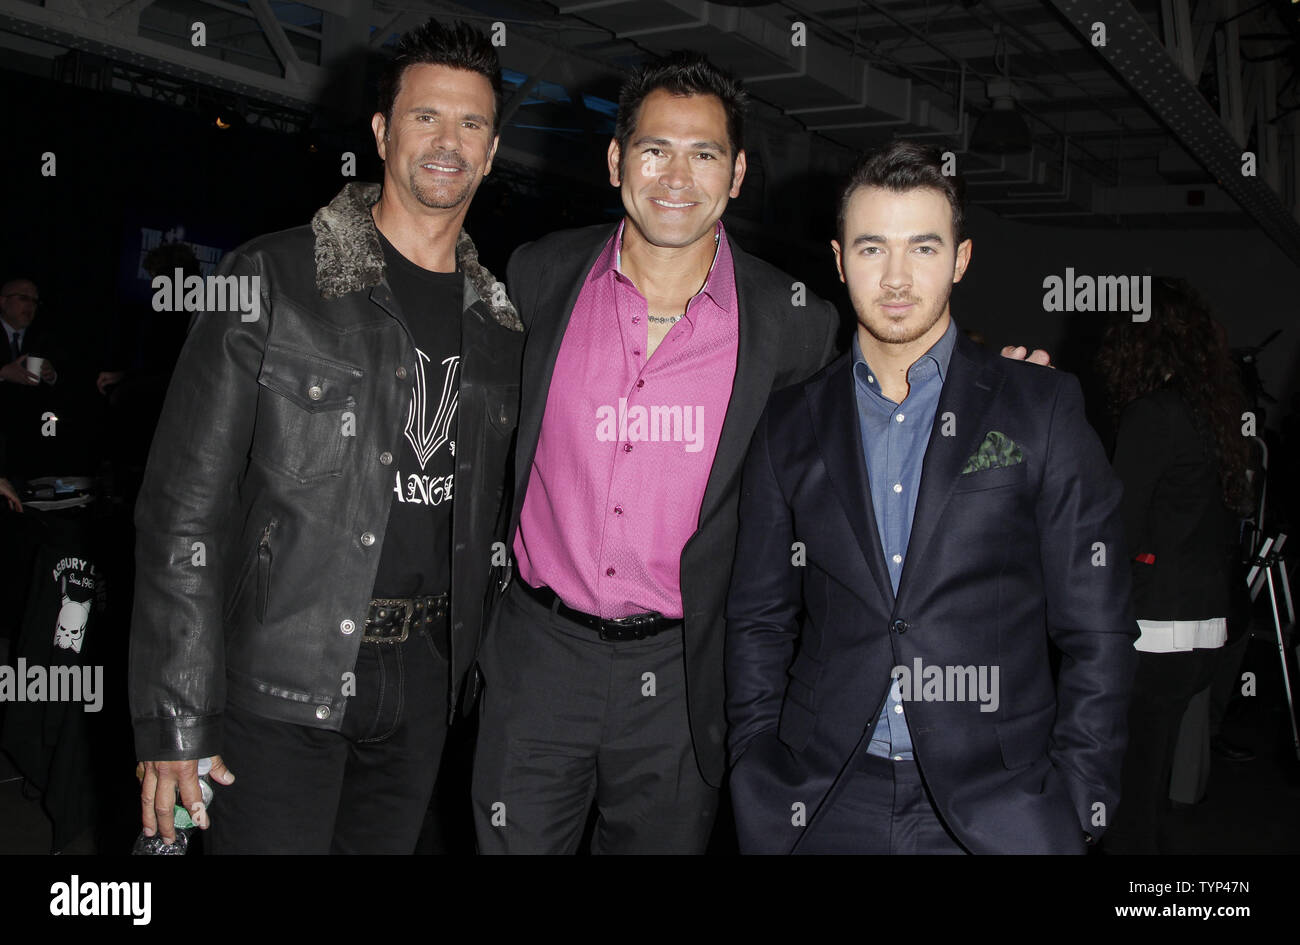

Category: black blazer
[500, 222, 840, 786]
[1112, 389, 1239, 621]
[725, 332, 1140, 853]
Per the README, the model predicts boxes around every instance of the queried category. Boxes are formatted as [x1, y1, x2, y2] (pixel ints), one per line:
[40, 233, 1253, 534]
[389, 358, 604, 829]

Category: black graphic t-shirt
[371, 230, 462, 599]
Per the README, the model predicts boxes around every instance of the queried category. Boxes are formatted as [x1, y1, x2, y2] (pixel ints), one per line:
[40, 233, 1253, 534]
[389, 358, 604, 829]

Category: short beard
[405, 174, 473, 213]
[855, 289, 950, 347]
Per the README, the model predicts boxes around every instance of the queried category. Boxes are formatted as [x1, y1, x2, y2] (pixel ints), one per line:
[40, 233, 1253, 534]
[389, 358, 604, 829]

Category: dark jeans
[795, 753, 967, 854]
[472, 580, 718, 854]
[208, 618, 450, 854]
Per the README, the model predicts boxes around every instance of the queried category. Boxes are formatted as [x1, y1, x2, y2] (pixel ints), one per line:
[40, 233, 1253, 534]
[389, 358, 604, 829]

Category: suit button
[379, 451, 393, 465]
[307, 385, 323, 401]
[361, 532, 375, 546]
[396, 366, 407, 380]
[315, 705, 331, 720]
[891, 619, 909, 634]
[340, 619, 356, 635]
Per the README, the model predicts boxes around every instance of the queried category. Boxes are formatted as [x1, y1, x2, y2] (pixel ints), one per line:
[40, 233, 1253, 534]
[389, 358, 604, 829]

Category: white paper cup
[25, 356, 44, 381]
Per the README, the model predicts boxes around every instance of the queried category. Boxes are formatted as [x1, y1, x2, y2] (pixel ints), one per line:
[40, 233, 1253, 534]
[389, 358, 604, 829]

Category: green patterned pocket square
[961, 431, 1024, 474]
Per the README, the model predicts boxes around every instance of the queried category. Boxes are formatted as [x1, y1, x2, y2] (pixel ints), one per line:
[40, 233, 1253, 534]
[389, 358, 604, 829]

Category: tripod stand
[1246, 533, 1298, 760]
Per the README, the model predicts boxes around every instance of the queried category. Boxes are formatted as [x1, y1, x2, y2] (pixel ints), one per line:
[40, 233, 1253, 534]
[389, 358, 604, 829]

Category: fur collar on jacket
[311, 182, 521, 332]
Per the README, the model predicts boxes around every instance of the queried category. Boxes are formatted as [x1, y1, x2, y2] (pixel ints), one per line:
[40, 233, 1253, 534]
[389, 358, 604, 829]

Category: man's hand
[138, 755, 235, 844]
[1001, 345, 1053, 367]
[97, 370, 125, 395]
[0, 478, 21, 513]
[0, 356, 38, 385]
[40, 359, 57, 384]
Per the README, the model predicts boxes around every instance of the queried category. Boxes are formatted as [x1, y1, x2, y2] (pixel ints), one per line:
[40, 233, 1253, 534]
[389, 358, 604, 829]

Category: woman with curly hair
[1098, 277, 1251, 854]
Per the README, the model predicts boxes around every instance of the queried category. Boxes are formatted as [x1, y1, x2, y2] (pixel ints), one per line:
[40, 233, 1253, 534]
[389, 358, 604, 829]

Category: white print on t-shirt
[393, 349, 457, 506]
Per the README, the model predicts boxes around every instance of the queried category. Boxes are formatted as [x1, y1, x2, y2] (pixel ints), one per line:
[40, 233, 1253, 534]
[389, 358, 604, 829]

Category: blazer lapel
[512, 225, 616, 515]
[895, 332, 1003, 597]
[807, 355, 895, 609]
[693, 242, 781, 532]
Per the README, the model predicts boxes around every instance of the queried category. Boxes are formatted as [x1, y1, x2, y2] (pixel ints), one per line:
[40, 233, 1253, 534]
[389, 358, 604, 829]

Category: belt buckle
[365, 598, 411, 644]
[600, 612, 658, 642]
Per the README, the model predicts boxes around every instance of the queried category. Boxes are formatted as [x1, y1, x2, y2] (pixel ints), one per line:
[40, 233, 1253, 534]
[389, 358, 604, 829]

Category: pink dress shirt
[513, 219, 740, 618]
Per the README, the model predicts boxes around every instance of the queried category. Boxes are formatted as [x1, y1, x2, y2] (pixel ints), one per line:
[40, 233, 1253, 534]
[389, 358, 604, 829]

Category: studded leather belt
[516, 582, 682, 642]
[363, 593, 448, 644]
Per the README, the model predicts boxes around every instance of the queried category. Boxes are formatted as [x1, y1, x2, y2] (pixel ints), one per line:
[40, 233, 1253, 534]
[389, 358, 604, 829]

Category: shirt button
[892, 554, 902, 564]
[361, 532, 376, 546]
[307, 385, 323, 401]
[623, 444, 632, 453]
[340, 619, 356, 635]
[606, 567, 615, 576]
[893, 754, 903, 761]
[636, 379, 645, 388]
[380, 451, 393, 465]
[316, 705, 331, 720]
[631, 315, 640, 324]
[894, 704, 904, 714]
[896, 414, 905, 423]
[614, 506, 623, 515]
[893, 483, 902, 493]
[395, 366, 407, 380]
[633, 349, 641, 356]
[867, 375, 874, 384]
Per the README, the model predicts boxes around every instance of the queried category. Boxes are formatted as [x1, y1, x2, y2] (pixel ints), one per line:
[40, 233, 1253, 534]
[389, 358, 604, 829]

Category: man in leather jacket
[129, 19, 523, 853]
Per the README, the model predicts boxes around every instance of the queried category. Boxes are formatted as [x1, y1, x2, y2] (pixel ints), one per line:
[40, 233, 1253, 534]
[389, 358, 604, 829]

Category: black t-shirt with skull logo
[370, 230, 461, 599]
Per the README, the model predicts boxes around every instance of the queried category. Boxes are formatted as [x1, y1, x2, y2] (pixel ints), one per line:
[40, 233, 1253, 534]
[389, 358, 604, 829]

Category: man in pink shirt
[471, 53, 1047, 854]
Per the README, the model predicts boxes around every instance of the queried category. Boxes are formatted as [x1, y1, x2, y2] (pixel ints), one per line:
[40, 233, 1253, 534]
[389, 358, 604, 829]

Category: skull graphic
[53, 573, 91, 654]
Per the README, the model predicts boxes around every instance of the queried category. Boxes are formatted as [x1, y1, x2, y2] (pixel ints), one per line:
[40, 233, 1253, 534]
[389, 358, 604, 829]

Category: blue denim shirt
[852, 318, 957, 759]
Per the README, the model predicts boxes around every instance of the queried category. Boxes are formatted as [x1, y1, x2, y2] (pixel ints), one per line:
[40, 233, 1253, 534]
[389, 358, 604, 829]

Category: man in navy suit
[724, 140, 1138, 854]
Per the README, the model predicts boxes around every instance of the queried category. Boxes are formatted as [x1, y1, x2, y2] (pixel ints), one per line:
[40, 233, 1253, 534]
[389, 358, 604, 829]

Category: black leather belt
[516, 581, 682, 642]
[364, 593, 448, 643]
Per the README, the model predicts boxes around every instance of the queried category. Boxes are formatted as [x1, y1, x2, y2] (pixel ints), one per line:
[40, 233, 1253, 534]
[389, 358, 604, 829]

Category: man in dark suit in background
[0, 277, 65, 481]
[725, 141, 1138, 854]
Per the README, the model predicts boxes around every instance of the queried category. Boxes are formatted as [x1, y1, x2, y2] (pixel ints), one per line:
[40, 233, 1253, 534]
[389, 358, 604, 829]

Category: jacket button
[340, 619, 356, 635]
[361, 532, 375, 546]
[379, 451, 393, 465]
[315, 705, 331, 720]
[307, 385, 323, 400]
[396, 366, 407, 380]
[891, 618, 909, 634]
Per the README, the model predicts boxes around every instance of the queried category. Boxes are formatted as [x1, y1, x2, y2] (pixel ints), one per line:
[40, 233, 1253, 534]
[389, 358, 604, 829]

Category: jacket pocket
[252, 344, 363, 482]
[996, 702, 1055, 769]
[952, 462, 1029, 493]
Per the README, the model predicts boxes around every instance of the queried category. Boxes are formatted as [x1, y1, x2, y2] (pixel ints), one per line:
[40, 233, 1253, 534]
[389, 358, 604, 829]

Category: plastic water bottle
[131, 757, 214, 855]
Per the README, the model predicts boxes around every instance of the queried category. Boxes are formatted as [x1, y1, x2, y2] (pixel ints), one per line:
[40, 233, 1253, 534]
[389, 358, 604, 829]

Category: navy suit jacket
[724, 330, 1139, 853]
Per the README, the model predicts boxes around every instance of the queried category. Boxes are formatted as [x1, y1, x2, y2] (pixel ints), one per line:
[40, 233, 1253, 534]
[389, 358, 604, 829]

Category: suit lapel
[895, 332, 1003, 598]
[807, 355, 895, 609]
[692, 242, 781, 533]
[512, 226, 615, 513]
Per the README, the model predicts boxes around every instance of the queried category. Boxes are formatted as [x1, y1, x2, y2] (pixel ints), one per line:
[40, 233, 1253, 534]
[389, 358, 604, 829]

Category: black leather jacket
[129, 183, 523, 760]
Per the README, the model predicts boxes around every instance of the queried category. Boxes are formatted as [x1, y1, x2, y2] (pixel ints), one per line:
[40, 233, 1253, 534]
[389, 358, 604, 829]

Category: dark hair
[1096, 277, 1252, 514]
[614, 51, 748, 171]
[836, 140, 967, 244]
[376, 19, 503, 134]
